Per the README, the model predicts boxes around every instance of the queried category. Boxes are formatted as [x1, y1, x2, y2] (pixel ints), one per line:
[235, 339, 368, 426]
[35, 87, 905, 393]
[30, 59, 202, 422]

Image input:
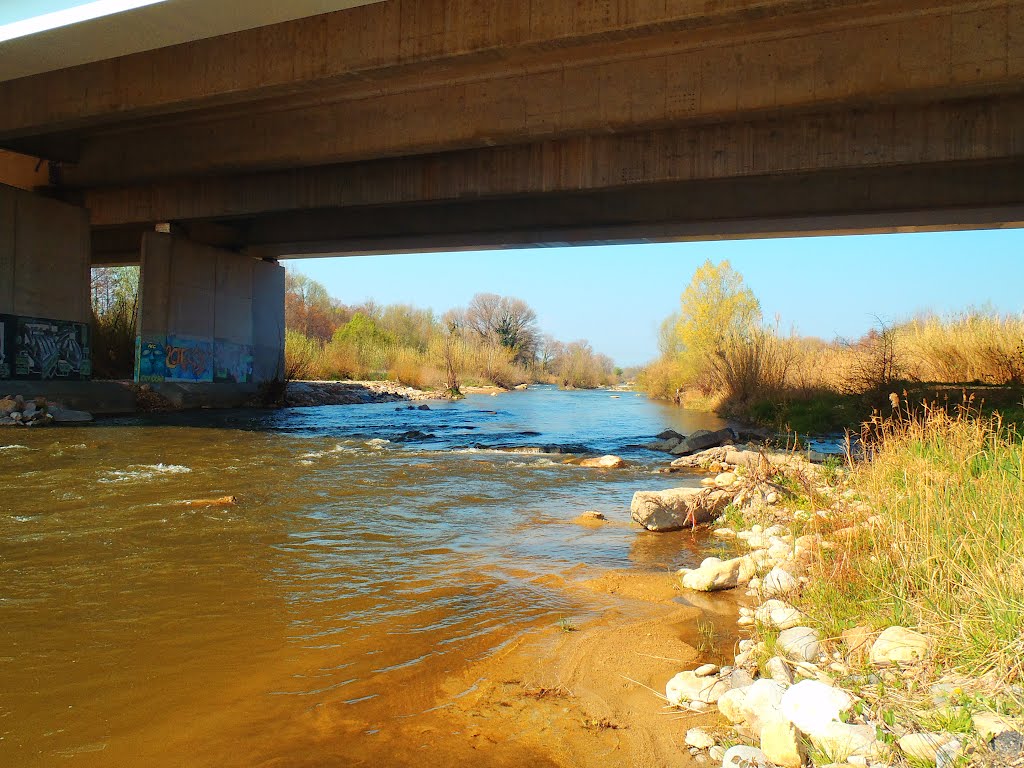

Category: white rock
[727, 669, 755, 690]
[717, 687, 750, 724]
[765, 491, 779, 504]
[762, 566, 798, 597]
[721, 745, 772, 768]
[869, 626, 931, 664]
[764, 525, 784, 537]
[694, 663, 719, 677]
[761, 719, 806, 768]
[973, 712, 1015, 741]
[686, 727, 717, 749]
[777, 627, 821, 662]
[780, 680, 854, 738]
[715, 472, 737, 487]
[899, 733, 956, 763]
[810, 722, 886, 760]
[713, 528, 737, 539]
[765, 656, 794, 685]
[716, 680, 786, 730]
[680, 556, 749, 592]
[709, 745, 726, 762]
[935, 739, 963, 768]
[666, 670, 731, 705]
[687, 700, 710, 713]
[754, 599, 806, 630]
[743, 679, 788, 729]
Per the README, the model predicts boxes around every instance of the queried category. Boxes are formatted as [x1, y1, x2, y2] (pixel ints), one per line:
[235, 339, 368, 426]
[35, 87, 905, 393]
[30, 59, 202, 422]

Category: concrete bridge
[1, 0, 1023, 393]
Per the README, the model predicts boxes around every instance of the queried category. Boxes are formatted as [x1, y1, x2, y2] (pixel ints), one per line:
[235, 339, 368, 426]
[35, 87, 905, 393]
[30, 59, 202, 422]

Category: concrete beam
[233, 160, 1024, 256]
[1, 0, 945, 140]
[83, 95, 1024, 228]
[59, 0, 1024, 186]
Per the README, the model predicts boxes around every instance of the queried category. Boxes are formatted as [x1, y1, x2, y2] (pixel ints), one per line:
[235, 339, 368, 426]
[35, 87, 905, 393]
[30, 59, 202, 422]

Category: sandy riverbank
[299, 565, 739, 767]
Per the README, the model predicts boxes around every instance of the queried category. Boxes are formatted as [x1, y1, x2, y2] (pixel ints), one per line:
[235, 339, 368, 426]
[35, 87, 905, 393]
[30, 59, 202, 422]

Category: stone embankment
[0, 394, 93, 426]
[635, 443, 1022, 768]
[285, 380, 438, 407]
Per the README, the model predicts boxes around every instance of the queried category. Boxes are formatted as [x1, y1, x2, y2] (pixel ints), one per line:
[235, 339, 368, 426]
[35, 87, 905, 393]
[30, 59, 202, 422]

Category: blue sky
[285, 230, 1024, 368]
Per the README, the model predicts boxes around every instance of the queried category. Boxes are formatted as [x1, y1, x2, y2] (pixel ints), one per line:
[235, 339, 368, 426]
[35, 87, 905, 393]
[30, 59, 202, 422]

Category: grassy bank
[671, 408, 1023, 767]
[802, 406, 1024, 682]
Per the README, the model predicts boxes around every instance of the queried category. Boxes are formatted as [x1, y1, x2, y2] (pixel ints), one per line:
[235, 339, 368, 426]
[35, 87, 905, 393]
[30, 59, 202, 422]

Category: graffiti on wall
[136, 335, 168, 383]
[213, 341, 254, 384]
[0, 313, 91, 381]
[164, 335, 214, 382]
[134, 335, 252, 384]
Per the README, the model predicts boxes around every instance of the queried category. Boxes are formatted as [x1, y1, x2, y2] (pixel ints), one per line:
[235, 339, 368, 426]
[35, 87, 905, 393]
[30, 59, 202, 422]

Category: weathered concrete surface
[1, 0, 1022, 257]
[0, 185, 90, 322]
[0, 381, 136, 414]
[139, 233, 285, 385]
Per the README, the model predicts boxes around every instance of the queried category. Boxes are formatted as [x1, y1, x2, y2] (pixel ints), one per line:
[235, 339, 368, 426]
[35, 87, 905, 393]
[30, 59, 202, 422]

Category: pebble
[709, 745, 725, 762]
[722, 745, 771, 768]
[991, 730, 1024, 759]
[766, 656, 794, 685]
[694, 663, 719, 677]
[776, 626, 821, 662]
[899, 732, 955, 763]
[686, 727, 717, 749]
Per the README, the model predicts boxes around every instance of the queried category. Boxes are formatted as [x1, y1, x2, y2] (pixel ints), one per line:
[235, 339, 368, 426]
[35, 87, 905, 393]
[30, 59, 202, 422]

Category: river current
[0, 386, 728, 767]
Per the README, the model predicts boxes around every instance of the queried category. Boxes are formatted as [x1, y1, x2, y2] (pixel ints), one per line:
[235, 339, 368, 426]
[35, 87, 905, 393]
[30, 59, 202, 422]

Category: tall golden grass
[643, 311, 1024, 411]
[802, 404, 1024, 681]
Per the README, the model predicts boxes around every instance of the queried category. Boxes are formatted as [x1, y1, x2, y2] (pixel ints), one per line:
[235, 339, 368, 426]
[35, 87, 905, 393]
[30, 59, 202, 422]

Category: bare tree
[465, 293, 540, 365]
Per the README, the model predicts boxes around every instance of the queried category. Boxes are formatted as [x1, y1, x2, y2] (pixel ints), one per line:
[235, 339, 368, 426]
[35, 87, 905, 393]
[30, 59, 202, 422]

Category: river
[0, 386, 732, 767]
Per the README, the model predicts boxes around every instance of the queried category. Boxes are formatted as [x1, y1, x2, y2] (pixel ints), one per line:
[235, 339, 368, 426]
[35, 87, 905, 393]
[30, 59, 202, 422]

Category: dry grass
[802, 404, 1024, 682]
[644, 311, 1024, 432]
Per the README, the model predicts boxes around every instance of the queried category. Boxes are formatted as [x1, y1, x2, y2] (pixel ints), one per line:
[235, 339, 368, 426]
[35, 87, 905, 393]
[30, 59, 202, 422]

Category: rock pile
[0, 394, 92, 426]
[659, 451, 1023, 768]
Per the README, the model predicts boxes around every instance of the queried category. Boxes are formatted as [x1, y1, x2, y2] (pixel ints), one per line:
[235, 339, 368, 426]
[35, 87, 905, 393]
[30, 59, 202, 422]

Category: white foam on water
[0, 444, 29, 452]
[98, 463, 192, 483]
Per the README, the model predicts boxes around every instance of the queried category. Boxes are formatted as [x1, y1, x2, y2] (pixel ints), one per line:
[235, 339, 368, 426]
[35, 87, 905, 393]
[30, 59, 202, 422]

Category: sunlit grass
[801, 406, 1024, 682]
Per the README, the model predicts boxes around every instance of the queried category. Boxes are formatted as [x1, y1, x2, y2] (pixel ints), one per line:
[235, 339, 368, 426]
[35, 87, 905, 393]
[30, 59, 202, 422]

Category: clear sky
[284, 229, 1024, 368]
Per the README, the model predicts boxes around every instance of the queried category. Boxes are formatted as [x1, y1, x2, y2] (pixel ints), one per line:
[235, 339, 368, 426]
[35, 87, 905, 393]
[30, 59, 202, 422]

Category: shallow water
[0, 386, 727, 767]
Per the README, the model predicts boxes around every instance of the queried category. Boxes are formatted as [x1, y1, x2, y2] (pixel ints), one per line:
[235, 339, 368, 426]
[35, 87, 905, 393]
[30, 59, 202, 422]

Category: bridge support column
[0, 184, 91, 382]
[136, 232, 284, 401]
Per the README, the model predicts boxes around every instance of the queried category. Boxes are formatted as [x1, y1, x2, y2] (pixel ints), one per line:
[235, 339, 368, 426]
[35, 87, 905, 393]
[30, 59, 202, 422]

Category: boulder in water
[579, 455, 626, 469]
[631, 487, 733, 532]
[670, 428, 737, 456]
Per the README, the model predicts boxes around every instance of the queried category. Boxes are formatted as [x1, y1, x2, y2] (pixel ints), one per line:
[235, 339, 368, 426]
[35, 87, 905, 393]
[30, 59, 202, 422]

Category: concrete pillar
[0, 184, 91, 381]
[136, 232, 284, 389]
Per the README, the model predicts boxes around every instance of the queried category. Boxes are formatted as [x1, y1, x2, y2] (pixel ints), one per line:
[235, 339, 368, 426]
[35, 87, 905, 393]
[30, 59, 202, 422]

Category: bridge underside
[1, 0, 1023, 386]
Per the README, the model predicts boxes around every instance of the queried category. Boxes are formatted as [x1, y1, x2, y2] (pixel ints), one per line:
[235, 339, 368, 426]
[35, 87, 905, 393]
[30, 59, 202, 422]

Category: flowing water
[0, 386, 729, 767]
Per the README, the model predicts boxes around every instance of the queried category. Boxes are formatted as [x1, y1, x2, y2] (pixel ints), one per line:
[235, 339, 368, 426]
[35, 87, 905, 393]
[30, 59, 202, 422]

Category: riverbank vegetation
[640, 260, 1024, 431]
[807, 403, 1024, 680]
[284, 271, 618, 391]
[90, 266, 139, 379]
[663, 404, 1022, 768]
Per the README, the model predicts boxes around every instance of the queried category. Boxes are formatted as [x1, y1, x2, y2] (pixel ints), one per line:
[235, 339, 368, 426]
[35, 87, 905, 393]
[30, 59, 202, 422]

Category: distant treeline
[284, 272, 620, 391]
[641, 260, 1024, 428]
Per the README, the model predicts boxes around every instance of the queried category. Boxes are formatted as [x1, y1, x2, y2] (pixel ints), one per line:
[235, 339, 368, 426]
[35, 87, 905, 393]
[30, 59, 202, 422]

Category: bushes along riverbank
[654, 405, 1022, 768]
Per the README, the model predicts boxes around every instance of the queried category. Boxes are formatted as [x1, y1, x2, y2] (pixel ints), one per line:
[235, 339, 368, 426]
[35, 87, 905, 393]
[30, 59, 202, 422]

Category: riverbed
[1, 386, 734, 767]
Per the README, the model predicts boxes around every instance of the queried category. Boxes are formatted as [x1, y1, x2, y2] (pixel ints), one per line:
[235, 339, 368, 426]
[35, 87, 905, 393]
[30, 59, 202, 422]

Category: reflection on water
[0, 387, 726, 767]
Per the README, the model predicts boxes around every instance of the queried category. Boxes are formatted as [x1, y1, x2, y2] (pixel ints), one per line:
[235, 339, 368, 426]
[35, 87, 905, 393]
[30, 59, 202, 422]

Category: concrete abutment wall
[136, 232, 284, 389]
[0, 184, 91, 381]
